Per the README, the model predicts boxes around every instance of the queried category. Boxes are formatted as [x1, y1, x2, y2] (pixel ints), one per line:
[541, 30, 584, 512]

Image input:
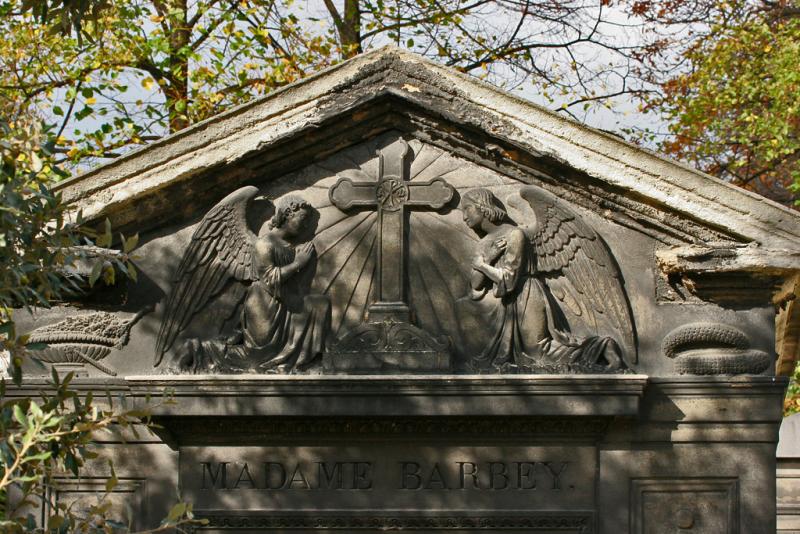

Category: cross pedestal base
[366, 301, 410, 323]
[323, 320, 451, 374]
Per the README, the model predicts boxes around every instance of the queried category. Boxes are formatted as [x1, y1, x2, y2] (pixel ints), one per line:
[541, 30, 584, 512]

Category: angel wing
[154, 185, 261, 366]
[519, 185, 637, 366]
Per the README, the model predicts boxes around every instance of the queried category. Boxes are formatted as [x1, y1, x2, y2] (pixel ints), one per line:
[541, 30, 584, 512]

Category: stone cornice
[52, 47, 800, 249]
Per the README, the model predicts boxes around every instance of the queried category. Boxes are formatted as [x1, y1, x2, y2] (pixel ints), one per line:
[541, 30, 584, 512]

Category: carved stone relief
[154, 137, 638, 374]
[662, 322, 771, 375]
[156, 191, 331, 374]
[325, 138, 454, 372]
[28, 307, 151, 376]
[457, 186, 634, 374]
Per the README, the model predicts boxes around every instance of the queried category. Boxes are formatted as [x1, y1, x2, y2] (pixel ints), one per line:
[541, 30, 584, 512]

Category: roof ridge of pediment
[54, 46, 800, 249]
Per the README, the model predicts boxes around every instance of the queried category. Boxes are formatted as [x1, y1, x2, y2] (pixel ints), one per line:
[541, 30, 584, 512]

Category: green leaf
[165, 502, 187, 523]
[123, 233, 139, 253]
[29, 401, 43, 418]
[89, 261, 103, 287]
[64, 453, 79, 476]
[12, 361, 22, 386]
[24, 451, 52, 463]
[47, 514, 65, 530]
[13, 404, 28, 427]
[106, 461, 118, 492]
[126, 261, 138, 283]
[0, 322, 14, 336]
[102, 265, 115, 285]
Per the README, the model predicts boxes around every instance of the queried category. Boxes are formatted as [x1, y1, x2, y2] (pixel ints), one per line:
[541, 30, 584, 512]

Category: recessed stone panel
[630, 478, 738, 534]
[48, 477, 148, 531]
[181, 445, 595, 513]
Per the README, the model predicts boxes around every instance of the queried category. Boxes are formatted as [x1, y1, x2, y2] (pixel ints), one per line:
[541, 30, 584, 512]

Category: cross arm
[405, 178, 454, 210]
[329, 177, 379, 210]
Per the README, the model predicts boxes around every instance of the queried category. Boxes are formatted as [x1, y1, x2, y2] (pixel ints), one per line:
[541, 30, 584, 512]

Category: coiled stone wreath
[662, 322, 771, 375]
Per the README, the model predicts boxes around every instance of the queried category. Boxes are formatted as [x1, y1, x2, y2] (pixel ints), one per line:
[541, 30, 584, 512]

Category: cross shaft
[328, 138, 453, 321]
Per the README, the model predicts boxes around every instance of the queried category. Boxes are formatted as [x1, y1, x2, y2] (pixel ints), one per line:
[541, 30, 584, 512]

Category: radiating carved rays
[294, 139, 516, 340]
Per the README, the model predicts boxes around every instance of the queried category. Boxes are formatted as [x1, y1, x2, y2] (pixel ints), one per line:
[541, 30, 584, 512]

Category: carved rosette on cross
[324, 138, 455, 372]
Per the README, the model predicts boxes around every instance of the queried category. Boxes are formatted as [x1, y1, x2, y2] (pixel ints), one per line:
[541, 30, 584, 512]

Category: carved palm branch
[154, 186, 259, 365]
[519, 185, 637, 366]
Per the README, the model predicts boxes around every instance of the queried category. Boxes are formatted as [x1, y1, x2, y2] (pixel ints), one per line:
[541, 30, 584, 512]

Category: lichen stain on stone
[401, 84, 421, 93]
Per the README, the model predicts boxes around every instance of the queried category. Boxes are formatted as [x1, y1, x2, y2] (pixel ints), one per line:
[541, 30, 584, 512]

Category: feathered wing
[519, 185, 637, 366]
[154, 186, 260, 366]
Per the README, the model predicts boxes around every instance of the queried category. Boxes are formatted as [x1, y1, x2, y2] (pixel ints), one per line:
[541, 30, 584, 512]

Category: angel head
[460, 188, 507, 231]
[269, 195, 313, 238]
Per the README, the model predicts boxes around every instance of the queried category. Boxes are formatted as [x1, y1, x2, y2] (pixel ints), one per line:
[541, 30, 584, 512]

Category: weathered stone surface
[8, 47, 800, 532]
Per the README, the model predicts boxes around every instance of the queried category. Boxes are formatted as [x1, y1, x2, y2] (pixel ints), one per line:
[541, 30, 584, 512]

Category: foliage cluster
[634, 0, 800, 205]
[785, 362, 800, 416]
[0, 102, 201, 531]
[1, 0, 646, 169]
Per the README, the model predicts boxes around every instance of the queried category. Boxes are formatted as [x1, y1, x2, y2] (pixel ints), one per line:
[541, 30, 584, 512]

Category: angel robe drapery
[242, 235, 331, 371]
[473, 227, 623, 373]
[186, 235, 331, 373]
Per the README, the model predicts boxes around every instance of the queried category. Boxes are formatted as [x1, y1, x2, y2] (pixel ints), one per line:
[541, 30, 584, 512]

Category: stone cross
[328, 138, 454, 323]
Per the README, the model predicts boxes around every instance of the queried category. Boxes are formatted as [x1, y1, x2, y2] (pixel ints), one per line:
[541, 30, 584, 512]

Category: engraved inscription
[181, 446, 595, 512]
[200, 461, 373, 490]
[398, 460, 568, 490]
[198, 459, 570, 492]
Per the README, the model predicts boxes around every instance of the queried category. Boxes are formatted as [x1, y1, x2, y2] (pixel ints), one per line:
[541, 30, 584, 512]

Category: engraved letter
[542, 462, 568, 490]
[489, 462, 509, 490]
[354, 462, 373, 490]
[201, 462, 228, 490]
[288, 463, 311, 489]
[400, 462, 422, 490]
[424, 463, 449, 490]
[263, 462, 287, 490]
[233, 463, 256, 489]
[317, 462, 344, 489]
[515, 462, 536, 490]
[458, 462, 479, 489]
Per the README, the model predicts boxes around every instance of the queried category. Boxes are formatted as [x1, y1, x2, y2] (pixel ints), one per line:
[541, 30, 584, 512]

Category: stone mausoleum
[9, 47, 800, 533]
